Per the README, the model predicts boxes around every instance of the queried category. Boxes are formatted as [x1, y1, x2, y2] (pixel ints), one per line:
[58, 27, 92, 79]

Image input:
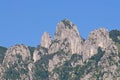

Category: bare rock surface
[49, 19, 83, 54]
[41, 32, 52, 48]
[33, 46, 48, 62]
[0, 19, 120, 80]
[3, 44, 31, 66]
[83, 28, 118, 61]
[1, 44, 32, 80]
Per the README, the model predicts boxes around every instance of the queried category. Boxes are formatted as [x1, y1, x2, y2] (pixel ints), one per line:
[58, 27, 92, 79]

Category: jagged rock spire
[41, 32, 52, 48]
[49, 19, 83, 54]
[55, 19, 81, 40]
[0, 20, 120, 80]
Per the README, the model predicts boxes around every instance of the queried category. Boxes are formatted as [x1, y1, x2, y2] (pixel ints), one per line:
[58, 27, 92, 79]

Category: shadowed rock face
[0, 19, 120, 80]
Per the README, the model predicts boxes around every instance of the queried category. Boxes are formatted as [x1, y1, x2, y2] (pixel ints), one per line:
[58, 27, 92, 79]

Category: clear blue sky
[0, 0, 120, 47]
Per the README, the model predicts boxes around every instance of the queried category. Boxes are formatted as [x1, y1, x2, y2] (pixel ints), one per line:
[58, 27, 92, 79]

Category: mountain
[0, 19, 120, 80]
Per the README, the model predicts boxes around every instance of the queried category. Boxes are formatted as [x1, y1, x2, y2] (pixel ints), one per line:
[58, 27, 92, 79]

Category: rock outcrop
[3, 44, 31, 66]
[83, 28, 118, 61]
[41, 32, 52, 49]
[2, 44, 31, 80]
[33, 46, 48, 62]
[49, 19, 83, 54]
[0, 19, 120, 80]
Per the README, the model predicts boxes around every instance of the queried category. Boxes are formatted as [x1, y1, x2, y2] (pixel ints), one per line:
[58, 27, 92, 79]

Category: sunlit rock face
[3, 44, 31, 66]
[41, 32, 52, 49]
[83, 28, 118, 61]
[49, 19, 83, 55]
[2, 44, 31, 80]
[0, 19, 120, 80]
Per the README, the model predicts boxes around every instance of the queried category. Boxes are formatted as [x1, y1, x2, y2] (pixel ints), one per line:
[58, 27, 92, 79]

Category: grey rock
[49, 19, 83, 54]
[3, 44, 31, 67]
[41, 32, 52, 48]
[0, 19, 120, 80]
[33, 46, 48, 62]
[2, 44, 31, 80]
[83, 28, 118, 61]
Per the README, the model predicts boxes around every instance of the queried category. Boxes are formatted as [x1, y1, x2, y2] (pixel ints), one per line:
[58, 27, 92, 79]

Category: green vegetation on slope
[0, 46, 7, 63]
[54, 47, 105, 80]
[5, 64, 20, 80]
[109, 30, 120, 53]
[28, 46, 36, 58]
[109, 30, 120, 44]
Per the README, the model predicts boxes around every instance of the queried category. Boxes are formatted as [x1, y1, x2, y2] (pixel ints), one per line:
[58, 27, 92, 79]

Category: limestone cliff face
[48, 38, 71, 54]
[1, 44, 32, 80]
[3, 44, 31, 66]
[49, 19, 83, 54]
[83, 28, 118, 61]
[41, 32, 52, 48]
[33, 32, 51, 63]
[0, 19, 120, 80]
[47, 20, 84, 79]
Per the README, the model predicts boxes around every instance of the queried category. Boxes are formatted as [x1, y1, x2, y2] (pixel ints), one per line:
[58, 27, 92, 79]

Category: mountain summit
[51, 19, 83, 54]
[0, 19, 120, 80]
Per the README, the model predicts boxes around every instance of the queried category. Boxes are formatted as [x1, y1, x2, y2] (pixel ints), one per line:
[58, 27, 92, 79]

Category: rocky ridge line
[0, 19, 119, 80]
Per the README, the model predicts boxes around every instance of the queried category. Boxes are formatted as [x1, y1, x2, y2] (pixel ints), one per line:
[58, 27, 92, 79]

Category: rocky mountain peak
[55, 19, 81, 40]
[1, 44, 32, 80]
[0, 20, 120, 80]
[83, 28, 118, 61]
[87, 27, 112, 48]
[3, 44, 31, 66]
[57, 19, 74, 29]
[41, 32, 52, 48]
[49, 19, 83, 54]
